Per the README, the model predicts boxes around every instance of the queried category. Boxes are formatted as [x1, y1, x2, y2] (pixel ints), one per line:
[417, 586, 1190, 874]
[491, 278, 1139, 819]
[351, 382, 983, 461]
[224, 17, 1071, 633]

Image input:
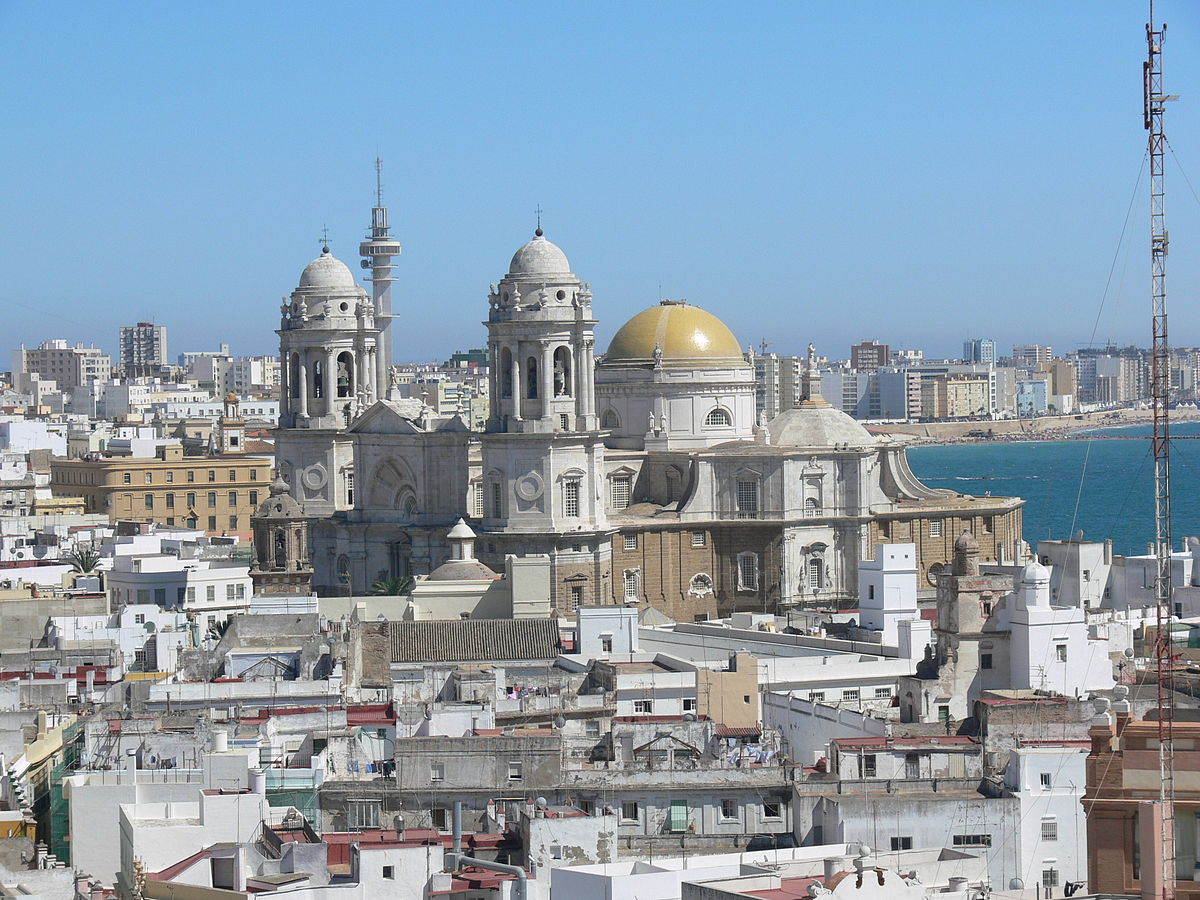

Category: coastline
[868, 407, 1200, 447]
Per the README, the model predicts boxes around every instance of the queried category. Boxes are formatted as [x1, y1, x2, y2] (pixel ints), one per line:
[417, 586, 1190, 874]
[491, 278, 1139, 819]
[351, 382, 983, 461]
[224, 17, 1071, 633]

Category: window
[250, 469, 258, 481]
[762, 801, 781, 820]
[137, 589, 150, 604]
[207, 491, 217, 508]
[735, 479, 759, 518]
[1042, 869, 1060, 890]
[176, 587, 186, 605]
[249, 490, 258, 506]
[227, 491, 237, 506]
[805, 496, 821, 517]
[122, 472, 131, 484]
[1041, 819, 1058, 841]
[382, 866, 394, 880]
[430, 808, 448, 830]
[810, 691, 825, 702]
[507, 761, 523, 781]
[144, 472, 153, 484]
[981, 653, 993, 670]
[842, 689, 860, 702]
[926, 562, 944, 585]
[430, 762, 445, 782]
[952, 834, 992, 848]
[623, 569, 640, 601]
[186, 492, 196, 507]
[668, 800, 689, 833]
[134, 613, 146, 624]
[620, 801, 639, 823]
[166, 472, 174, 483]
[492, 481, 503, 517]
[1056, 643, 1067, 662]
[154, 589, 165, 605]
[187, 471, 195, 483]
[983, 515, 993, 534]
[1040, 772, 1052, 788]
[207, 516, 217, 530]
[206, 585, 215, 602]
[235, 583, 245, 599]
[807, 558, 823, 591]
[228, 469, 236, 481]
[862, 754, 877, 777]
[737, 552, 759, 591]
[569, 585, 584, 611]
[890, 837, 913, 851]
[208, 470, 215, 482]
[930, 520, 942, 537]
[187, 587, 196, 603]
[623, 532, 638, 550]
[611, 475, 631, 510]
[683, 698, 697, 712]
[601, 636, 613, 652]
[720, 799, 737, 820]
[564, 479, 580, 518]
[874, 687, 891, 699]
[704, 407, 732, 427]
[633, 699, 654, 714]
[585, 720, 601, 738]
[166, 493, 175, 509]
[226, 584, 235, 601]
[601, 409, 619, 429]
[691, 531, 706, 547]
[472, 480, 484, 517]
[347, 799, 381, 830]
[144, 493, 154, 510]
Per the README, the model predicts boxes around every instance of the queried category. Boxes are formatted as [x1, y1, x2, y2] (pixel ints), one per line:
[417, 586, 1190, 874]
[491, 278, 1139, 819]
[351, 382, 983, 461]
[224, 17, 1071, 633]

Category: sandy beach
[866, 407, 1200, 446]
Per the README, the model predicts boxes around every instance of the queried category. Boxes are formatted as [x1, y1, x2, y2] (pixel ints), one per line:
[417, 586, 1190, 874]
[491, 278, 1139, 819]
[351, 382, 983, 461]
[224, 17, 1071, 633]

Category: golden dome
[603, 301, 746, 369]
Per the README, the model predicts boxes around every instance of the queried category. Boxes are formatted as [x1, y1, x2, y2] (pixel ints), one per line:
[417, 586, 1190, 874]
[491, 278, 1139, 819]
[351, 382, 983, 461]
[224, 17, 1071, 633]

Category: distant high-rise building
[1012, 344, 1052, 367]
[119, 322, 169, 375]
[962, 338, 996, 365]
[12, 339, 111, 392]
[850, 340, 890, 372]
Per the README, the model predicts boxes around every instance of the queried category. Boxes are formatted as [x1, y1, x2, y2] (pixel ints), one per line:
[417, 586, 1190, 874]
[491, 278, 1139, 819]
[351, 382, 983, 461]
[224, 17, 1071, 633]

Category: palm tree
[369, 576, 414, 596]
[66, 547, 101, 574]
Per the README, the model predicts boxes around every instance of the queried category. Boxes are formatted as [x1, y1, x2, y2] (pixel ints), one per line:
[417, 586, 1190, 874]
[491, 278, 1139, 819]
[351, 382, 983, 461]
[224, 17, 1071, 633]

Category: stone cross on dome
[319, 225, 331, 253]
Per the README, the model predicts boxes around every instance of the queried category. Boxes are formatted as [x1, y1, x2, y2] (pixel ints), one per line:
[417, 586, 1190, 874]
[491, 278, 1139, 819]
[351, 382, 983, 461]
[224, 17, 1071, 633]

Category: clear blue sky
[2, 2, 1198, 363]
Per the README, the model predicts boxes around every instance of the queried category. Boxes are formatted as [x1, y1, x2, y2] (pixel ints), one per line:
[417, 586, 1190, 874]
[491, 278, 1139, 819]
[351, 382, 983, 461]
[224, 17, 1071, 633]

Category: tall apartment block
[119, 322, 169, 376]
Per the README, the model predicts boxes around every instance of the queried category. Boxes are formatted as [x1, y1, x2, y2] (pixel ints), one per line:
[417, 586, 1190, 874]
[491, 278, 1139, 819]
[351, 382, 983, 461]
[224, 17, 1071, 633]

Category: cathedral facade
[271, 203, 1023, 620]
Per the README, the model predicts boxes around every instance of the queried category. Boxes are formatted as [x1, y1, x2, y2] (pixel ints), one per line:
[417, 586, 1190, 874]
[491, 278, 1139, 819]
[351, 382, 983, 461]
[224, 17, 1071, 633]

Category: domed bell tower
[485, 229, 598, 434]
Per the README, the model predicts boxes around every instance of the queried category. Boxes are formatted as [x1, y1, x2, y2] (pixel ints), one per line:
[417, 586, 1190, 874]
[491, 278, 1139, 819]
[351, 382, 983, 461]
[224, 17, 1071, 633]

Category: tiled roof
[389, 618, 561, 663]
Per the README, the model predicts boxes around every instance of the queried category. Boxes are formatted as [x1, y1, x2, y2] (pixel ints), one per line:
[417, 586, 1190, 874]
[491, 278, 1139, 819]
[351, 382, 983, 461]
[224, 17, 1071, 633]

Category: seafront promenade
[869, 407, 1200, 445]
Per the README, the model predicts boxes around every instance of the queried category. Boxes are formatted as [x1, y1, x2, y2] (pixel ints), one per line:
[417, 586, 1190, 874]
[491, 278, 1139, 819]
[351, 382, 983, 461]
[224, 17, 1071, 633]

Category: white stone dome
[299, 248, 357, 290]
[1022, 560, 1051, 584]
[767, 405, 875, 449]
[508, 231, 572, 277]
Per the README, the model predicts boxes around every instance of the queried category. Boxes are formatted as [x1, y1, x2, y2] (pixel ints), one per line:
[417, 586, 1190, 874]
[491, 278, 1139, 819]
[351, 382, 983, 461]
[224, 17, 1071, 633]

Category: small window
[623, 533, 638, 550]
[683, 698, 697, 711]
[981, 653, 993, 670]
[569, 585, 584, 611]
[207, 491, 217, 508]
[810, 691, 825, 702]
[208, 470, 216, 482]
[227, 490, 237, 506]
[249, 490, 258, 506]
[144, 472, 153, 484]
[842, 689, 859, 702]
[620, 801, 639, 822]
[507, 761, 523, 781]
[228, 468, 236, 481]
[762, 801, 781, 820]
[492, 480, 503, 518]
[874, 687, 891, 699]
[166, 493, 175, 509]
[952, 834, 992, 848]
[929, 520, 942, 537]
[564, 479, 580, 518]
[134, 613, 146, 624]
[611, 475, 631, 510]
[735, 479, 759, 518]
[187, 471, 195, 483]
[1042, 869, 1059, 889]
[704, 407, 732, 427]
[122, 472, 131, 484]
[144, 493, 154, 510]
[890, 837, 913, 851]
[601, 636, 613, 653]
[187, 492, 196, 507]
[862, 754, 876, 777]
[804, 496, 821, 517]
[623, 570, 640, 601]
[1056, 644, 1067, 662]
[250, 469, 258, 481]
[382, 866, 394, 880]
[229, 515, 239, 530]
[166, 472, 174, 483]
[633, 699, 653, 714]
[1041, 819, 1057, 841]
[720, 799, 737, 820]
[430, 763, 444, 782]
[207, 515, 217, 530]
[691, 531, 706, 547]
[1040, 772, 1052, 788]
[585, 720, 601, 738]
[472, 480, 484, 517]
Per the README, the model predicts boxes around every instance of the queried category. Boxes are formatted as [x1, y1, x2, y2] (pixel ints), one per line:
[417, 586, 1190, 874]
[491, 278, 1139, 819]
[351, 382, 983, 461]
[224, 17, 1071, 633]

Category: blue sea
[905, 421, 1200, 557]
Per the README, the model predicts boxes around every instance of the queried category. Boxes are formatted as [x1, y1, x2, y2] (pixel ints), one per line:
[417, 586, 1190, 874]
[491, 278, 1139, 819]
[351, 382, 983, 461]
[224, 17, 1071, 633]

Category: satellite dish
[553, 716, 566, 729]
[535, 796, 547, 807]
[1124, 647, 1135, 659]
[683, 712, 696, 722]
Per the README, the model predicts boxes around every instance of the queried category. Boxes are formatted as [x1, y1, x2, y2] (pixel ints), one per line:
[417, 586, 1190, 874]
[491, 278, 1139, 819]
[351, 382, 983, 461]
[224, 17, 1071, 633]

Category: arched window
[336, 351, 354, 398]
[808, 558, 823, 592]
[273, 529, 287, 568]
[313, 359, 324, 399]
[704, 407, 732, 427]
[665, 467, 682, 503]
[688, 573, 714, 596]
[500, 347, 513, 399]
[553, 346, 572, 397]
[289, 353, 300, 398]
[601, 409, 620, 429]
[526, 357, 539, 399]
[927, 562, 944, 586]
[804, 497, 821, 517]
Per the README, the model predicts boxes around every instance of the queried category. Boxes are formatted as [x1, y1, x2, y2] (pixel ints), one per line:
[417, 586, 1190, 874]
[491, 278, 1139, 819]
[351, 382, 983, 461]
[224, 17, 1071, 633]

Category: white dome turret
[508, 230, 573, 277]
[299, 247, 357, 290]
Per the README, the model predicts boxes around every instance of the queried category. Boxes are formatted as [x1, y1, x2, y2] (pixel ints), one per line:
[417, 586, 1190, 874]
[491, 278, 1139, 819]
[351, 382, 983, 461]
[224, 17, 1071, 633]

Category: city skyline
[2, 2, 1198, 361]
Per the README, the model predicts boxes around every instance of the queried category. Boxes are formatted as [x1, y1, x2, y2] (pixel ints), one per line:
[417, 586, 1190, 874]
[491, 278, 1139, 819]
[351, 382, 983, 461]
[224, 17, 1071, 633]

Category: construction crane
[1146, 1, 1178, 897]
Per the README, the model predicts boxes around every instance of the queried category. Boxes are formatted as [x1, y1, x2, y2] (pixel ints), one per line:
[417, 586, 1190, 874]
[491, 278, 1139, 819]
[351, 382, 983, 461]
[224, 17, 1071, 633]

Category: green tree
[66, 547, 101, 574]
[369, 576, 414, 596]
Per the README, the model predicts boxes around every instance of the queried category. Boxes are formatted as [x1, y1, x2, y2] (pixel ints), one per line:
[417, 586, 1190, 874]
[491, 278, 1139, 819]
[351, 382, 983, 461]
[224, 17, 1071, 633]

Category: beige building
[920, 373, 991, 419]
[12, 339, 111, 391]
[49, 444, 271, 538]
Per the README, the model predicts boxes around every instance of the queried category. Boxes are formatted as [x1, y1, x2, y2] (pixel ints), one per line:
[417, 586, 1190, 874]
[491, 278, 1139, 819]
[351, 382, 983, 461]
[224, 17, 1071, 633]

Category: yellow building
[49, 443, 271, 538]
[920, 373, 991, 419]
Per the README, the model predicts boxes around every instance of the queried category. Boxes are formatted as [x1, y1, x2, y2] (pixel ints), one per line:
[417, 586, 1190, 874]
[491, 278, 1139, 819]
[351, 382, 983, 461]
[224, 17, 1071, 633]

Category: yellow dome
[603, 301, 746, 369]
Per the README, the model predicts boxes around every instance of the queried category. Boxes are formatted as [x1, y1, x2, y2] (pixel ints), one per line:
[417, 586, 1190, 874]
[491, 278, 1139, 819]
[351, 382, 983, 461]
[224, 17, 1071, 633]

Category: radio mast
[1146, 1, 1176, 896]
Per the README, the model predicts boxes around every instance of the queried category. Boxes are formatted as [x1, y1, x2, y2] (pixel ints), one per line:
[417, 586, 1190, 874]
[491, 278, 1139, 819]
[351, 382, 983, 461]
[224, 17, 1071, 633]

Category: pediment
[348, 401, 424, 434]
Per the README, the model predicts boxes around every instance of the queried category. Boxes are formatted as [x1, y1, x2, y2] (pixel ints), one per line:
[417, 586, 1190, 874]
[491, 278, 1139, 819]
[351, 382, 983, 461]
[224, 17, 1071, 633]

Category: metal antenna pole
[1146, 2, 1175, 896]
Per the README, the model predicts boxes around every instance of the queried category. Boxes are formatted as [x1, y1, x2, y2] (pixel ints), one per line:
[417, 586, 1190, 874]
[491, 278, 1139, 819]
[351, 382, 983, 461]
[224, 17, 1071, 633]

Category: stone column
[365, 346, 376, 403]
[511, 348, 523, 421]
[324, 349, 337, 417]
[582, 339, 595, 421]
[297, 356, 309, 419]
[541, 342, 554, 419]
[488, 342, 499, 420]
[376, 330, 388, 400]
[279, 353, 291, 419]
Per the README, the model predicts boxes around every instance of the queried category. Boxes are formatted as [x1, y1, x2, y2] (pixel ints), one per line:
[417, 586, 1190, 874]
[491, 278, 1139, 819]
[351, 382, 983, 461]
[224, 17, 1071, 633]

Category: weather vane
[535, 204, 543, 234]
[319, 225, 330, 252]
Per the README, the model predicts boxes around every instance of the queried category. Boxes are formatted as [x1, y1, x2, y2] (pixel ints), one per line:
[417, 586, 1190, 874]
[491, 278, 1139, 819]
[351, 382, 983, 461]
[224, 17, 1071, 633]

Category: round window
[339, 301, 350, 312]
[927, 563, 944, 586]
[556, 290, 566, 301]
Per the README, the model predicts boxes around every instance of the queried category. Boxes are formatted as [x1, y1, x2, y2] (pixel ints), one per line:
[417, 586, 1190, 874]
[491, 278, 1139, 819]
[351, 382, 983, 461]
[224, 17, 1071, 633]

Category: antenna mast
[1146, 2, 1175, 897]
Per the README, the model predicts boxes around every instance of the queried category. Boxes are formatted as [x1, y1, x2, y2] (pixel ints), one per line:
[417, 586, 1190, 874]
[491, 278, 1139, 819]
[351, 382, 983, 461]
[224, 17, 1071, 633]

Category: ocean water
[905, 420, 1200, 557]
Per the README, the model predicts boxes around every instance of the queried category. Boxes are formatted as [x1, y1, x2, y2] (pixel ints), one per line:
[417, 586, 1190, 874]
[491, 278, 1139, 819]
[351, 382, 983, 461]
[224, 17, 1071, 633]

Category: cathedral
[264, 191, 1024, 621]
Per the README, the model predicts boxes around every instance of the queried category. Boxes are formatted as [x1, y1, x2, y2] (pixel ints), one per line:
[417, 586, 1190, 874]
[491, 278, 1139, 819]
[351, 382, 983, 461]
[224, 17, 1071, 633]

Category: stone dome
[954, 531, 980, 553]
[299, 248, 357, 291]
[603, 301, 746, 369]
[508, 231, 572, 277]
[767, 404, 875, 449]
[426, 559, 497, 581]
[1022, 561, 1051, 584]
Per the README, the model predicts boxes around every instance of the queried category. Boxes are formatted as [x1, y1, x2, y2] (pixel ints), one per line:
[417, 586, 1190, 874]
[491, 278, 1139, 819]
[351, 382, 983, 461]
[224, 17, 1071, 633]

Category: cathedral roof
[602, 300, 747, 370]
[298, 248, 357, 291]
[508, 230, 573, 277]
[767, 403, 876, 449]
